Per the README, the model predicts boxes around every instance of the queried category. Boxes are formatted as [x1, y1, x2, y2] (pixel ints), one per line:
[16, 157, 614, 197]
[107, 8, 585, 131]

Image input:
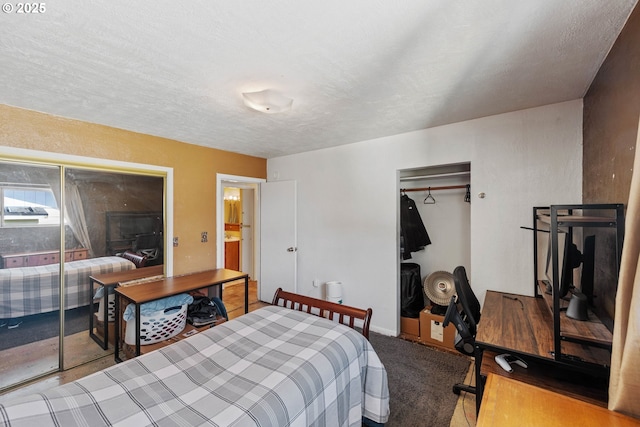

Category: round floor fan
[423, 271, 456, 315]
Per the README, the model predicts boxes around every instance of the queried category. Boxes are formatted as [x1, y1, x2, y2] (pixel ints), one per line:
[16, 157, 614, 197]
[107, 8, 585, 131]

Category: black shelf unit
[532, 203, 624, 373]
[105, 211, 163, 260]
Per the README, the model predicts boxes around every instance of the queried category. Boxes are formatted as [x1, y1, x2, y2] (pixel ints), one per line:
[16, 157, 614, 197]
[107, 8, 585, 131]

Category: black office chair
[443, 265, 481, 395]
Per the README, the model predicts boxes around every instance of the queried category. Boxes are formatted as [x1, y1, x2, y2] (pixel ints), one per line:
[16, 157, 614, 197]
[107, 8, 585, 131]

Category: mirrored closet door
[0, 160, 165, 392]
[0, 160, 63, 388]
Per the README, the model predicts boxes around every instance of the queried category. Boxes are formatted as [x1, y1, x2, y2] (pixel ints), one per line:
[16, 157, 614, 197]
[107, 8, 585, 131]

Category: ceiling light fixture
[242, 89, 293, 114]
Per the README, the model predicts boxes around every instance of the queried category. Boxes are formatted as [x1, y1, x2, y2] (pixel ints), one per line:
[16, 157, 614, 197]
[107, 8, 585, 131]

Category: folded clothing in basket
[123, 293, 194, 322]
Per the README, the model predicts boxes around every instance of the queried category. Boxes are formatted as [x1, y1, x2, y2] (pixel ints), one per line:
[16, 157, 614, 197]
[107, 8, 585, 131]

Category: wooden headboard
[272, 288, 372, 339]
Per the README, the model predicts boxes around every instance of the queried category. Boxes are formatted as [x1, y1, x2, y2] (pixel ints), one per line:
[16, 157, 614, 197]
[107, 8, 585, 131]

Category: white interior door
[260, 180, 296, 301]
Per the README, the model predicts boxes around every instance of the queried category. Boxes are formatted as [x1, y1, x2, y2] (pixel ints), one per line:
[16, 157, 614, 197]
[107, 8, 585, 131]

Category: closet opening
[398, 162, 471, 345]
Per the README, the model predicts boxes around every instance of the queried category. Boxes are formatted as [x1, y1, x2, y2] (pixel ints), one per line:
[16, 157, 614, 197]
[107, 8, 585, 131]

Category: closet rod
[400, 184, 469, 192]
[399, 171, 470, 181]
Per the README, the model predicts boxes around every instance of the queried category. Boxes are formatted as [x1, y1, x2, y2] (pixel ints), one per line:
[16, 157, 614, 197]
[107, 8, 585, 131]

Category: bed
[0, 256, 136, 319]
[0, 288, 390, 426]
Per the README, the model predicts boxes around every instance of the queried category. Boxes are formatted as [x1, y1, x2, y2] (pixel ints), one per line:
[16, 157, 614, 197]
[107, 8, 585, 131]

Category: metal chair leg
[453, 383, 476, 395]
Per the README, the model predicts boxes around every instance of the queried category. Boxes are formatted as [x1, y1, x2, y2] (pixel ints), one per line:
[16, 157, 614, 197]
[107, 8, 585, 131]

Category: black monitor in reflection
[544, 233, 595, 303]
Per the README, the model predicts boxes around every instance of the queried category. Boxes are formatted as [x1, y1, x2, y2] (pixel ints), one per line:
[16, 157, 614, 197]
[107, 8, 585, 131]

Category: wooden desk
[481, 350, 608, 407]
[114, 268, 249, 362]
[89, 265, 165, 349]
[474, 290, 610, 412]
[477, 374, 640, 427]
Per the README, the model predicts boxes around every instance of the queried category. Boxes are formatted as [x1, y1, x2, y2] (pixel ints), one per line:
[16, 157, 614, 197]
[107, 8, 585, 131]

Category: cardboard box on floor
[400, 316, 420, 339]
[419, 306, 456, 350]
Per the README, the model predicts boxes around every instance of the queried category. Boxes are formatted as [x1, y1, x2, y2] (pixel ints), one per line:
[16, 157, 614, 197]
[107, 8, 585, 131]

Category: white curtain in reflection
[65, 183, 93, 257]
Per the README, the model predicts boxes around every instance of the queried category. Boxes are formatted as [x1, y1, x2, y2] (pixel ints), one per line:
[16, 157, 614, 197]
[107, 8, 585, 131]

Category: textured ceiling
[1, 1, 637, 158]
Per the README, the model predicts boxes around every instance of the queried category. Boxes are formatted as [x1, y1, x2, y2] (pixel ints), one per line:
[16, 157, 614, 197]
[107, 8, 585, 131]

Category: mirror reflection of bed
[0, 163, 166, 388]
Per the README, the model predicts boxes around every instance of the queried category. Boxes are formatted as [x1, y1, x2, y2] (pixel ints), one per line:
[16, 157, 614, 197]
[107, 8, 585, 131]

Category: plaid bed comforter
[0, 305, 390, 426]
[0, 256, 135, 319]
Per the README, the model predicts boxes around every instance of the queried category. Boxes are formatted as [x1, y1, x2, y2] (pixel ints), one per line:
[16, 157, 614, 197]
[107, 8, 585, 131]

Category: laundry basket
[124, 303, 188, 345]
[97, 293, 115, 322]
[95, 275, 164, 323]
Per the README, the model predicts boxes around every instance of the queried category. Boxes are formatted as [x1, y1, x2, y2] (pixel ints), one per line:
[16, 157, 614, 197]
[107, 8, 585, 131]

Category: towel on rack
[400, 194, 431, 259]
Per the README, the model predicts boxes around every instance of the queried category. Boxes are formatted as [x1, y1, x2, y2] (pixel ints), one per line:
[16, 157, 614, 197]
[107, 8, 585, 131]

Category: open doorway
[216, 174, 264, 287]
[398, 163, 471, 339]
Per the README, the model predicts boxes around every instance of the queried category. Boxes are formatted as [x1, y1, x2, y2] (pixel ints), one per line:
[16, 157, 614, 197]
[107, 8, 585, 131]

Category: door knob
[287, 247, 297, 252]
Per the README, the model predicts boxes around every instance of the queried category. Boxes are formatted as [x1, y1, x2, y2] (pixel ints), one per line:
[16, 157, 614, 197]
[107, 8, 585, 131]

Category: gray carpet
[369, 332, 470, 427]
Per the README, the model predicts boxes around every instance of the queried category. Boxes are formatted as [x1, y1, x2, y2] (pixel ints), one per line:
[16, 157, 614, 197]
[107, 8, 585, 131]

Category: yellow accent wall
[0, 104, 267, 275]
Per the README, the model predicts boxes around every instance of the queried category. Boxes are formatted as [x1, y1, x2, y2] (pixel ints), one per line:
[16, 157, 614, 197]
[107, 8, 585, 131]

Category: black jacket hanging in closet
[400, 194, 431, 260]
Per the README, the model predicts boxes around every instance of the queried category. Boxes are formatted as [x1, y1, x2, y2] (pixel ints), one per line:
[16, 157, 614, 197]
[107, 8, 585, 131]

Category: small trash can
[326, 281, 343, 304]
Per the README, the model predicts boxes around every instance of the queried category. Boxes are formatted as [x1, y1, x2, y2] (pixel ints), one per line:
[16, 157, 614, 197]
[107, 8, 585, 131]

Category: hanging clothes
[400, 194, 432, 260]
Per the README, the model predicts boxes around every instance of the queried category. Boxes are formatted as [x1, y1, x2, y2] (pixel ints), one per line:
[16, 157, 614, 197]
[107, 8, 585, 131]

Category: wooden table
[477, 374, 640, 427]
[480, 349, 608, 407]
[89, 265, 165, 349]
[474, 290, 610, 413]
[114, 268, 249, 362]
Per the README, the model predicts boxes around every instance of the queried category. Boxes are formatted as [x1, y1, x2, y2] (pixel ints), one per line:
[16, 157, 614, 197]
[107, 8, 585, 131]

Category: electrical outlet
[173, 237, 179, 247]
[201, 231, 208, 243]
[313, 279, 320, 288]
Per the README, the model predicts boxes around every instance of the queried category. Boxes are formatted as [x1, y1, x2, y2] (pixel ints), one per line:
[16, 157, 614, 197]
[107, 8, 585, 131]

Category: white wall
[267, 100, 583, 335]
[400, 172, 471, 282]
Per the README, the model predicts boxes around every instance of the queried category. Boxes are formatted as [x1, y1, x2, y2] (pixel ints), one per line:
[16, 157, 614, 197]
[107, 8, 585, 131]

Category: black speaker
[400, 263, 424, 318]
